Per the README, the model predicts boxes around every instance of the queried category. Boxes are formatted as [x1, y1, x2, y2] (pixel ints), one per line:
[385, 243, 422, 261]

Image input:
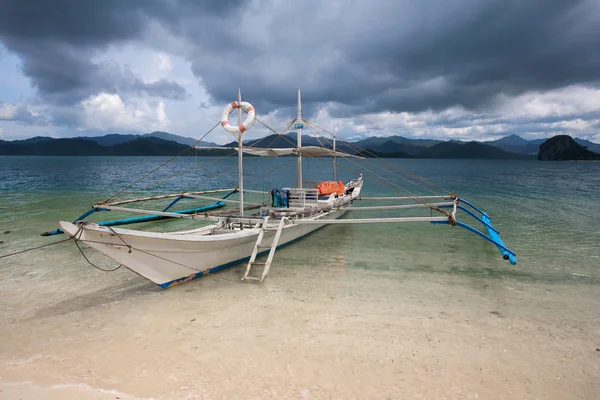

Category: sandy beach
[1, 258, 599, 400]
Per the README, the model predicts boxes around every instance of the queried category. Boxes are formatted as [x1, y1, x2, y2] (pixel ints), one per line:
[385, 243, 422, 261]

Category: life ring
[221, 101, 255, 135]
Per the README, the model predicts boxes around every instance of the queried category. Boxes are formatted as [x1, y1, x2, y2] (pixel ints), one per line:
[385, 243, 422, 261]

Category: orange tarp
[316, 180, 345, 196]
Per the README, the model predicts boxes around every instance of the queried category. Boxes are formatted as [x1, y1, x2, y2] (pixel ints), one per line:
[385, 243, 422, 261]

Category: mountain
[144, 131, 218, 147]
[77, 132, 218, 147]
[7, 136, 58, 144]
[0, 137, 106, 156]
[354, 135, 441, 150]
[574, 138, 600, 153]
[484, 134, 540, 155]
[350, 136, 531, 158]
[0, 136, 229, 156]
[538, 135, 600, 161]
[81, 133, 140, 146]
[489, 134, 529, 147]
[421, 141, 530, 159]
[480, 134, 600, 155]
[1, 131, 597, 159]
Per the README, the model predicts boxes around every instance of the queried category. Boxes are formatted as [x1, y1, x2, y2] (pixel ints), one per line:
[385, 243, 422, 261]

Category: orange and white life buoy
[221, 101, 255, 135]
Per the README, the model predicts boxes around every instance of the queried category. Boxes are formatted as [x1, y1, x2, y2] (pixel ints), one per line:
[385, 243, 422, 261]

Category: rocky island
[538, 135, 600, 161]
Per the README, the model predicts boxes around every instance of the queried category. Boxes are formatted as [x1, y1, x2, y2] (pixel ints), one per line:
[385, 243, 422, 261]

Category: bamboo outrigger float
[44, 89, 517, 289]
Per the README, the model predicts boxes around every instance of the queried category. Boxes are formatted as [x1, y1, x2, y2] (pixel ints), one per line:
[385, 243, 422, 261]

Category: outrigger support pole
[40, 190, 238, 236]
[433, 197, 517, 265]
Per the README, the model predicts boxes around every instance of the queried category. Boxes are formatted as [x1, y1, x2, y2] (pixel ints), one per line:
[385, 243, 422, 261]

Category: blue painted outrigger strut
[436, 198, 517, 265]
[40, 191, 236, 236]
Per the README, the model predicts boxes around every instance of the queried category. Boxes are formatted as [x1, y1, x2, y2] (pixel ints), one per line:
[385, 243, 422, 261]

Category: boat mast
[296, 89, 303, 188]
[333, 127, 337, 181]
[237, 88, 244, 216]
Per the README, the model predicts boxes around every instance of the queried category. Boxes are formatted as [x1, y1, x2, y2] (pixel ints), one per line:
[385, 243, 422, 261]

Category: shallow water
[0, 156, 599, 399]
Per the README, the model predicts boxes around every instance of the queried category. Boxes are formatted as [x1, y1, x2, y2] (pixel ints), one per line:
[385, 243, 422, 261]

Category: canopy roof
[196, 145, 364, 159]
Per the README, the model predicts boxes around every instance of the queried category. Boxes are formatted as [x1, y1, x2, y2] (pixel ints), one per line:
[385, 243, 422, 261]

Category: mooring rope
[0, 238, 72, 259]
[73, 226, 237, 282]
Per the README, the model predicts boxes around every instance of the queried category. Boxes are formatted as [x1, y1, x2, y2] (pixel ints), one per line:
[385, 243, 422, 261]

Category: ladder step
[242, 217, 286, 282]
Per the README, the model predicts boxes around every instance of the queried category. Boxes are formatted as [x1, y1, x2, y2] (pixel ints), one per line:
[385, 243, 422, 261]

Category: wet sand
[1, 259, 598, 400]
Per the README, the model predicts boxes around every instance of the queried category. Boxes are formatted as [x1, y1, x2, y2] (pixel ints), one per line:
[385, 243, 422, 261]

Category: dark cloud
[1, 0, 600, 122]
[0, 0, 193, 106]
[6, 39, 187, 105]
[179, 0, 600, 114]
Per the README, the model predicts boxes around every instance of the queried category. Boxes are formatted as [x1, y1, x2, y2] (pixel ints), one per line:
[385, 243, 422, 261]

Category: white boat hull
[59, 209, 347, 288]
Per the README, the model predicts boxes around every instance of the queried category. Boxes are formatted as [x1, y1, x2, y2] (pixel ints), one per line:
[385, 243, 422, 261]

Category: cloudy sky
[1, 0, 599, 144]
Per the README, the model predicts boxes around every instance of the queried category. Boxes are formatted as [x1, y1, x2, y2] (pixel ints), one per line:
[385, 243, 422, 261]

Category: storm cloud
[178, 0, 600, 113]
[0, 0, 599, 141]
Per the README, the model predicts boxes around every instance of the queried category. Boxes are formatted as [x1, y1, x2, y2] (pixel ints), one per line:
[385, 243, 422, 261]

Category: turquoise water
[1, 155, 599, 288]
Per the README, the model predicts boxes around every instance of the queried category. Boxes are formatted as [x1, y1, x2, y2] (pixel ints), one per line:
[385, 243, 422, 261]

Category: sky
[1, 0, 599, 144]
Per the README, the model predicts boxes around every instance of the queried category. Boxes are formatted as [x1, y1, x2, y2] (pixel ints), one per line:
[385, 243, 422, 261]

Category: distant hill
[351, 134, 600, 156]
[80, 133, 140, 146]
[476, 134, 600, 155]
[358, 141, 531, 159]
[538, 135, 600, 161]
[573, 138, 600, 153]
[231, 134, 531, 159]
[421, 141, 530, 159]
[144, 131, 218, 147]
[1, 131, 598, 159]
[78, 131, 218, 147]
[484, 134, 541, 155]
[354, 135, 442, 149]
[0, 136, 231, 156]
[0, 137, 104, 156]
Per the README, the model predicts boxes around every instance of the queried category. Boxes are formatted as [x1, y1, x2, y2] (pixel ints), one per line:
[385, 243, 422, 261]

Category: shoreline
[0, 366, 142, 400]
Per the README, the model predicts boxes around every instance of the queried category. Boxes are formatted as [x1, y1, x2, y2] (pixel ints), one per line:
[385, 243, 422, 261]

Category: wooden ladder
[242, 217, 286, 282]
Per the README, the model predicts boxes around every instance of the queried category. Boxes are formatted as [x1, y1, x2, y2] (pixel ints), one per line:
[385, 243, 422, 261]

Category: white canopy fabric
[242, 146, 363, 158]
[195, 145, 364, 159]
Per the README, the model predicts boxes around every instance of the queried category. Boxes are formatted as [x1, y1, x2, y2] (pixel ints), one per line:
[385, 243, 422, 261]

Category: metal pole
[296, 89, 302, 188]
[237, 88, 244, 216]
[333, 127, 337, 181]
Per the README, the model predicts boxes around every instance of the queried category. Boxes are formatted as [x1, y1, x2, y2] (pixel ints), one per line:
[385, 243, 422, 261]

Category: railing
[285, 188, 319, 208]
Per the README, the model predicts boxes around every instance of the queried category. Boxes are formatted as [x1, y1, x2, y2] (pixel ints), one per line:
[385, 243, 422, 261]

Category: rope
[303, 121, 439, 195]
[303, 119, 457, 197]
[0, 238, 71, 259]
[74, 232, 216, 275]
[254, 118, 297, 147]
[300, 121, 451, 216]
[102, 121, 222, 204]
[112, 118, 295, 204]
[298, 121, 452, 218]
[73, 238, 123, 272]
[121, 151, 238, 196]
[72, 225, 123, 272]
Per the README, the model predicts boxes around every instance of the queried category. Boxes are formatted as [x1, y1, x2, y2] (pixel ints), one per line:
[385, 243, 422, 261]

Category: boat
[46, 89, 517, 288]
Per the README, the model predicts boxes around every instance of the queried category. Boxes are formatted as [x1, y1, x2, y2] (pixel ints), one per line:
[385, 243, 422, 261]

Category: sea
[0, 156, 599, 399]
